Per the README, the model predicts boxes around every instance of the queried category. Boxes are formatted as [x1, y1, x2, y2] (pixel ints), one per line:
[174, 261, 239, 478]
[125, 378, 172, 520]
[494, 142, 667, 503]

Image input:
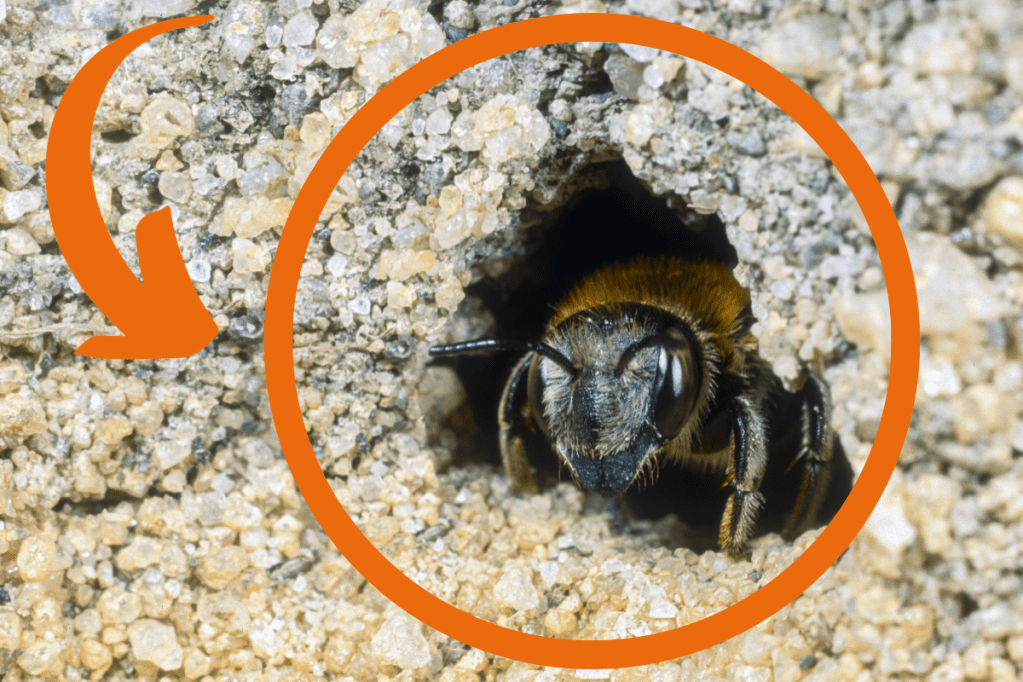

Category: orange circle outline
[264, 14, 919, 668]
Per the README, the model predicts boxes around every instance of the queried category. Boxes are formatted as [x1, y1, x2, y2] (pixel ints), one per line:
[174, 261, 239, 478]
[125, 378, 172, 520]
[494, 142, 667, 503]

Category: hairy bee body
[431, 256, 836, 557]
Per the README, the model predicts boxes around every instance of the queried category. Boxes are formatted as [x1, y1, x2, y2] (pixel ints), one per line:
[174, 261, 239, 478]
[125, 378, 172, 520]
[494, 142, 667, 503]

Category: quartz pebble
[16, 531, 56, 582]
[371, 613, 431, 670]
[232, 237, 272, 273]
[128, 619, 183, 671]
[137, 95, 194, 157]
[0, 393, 46, 437]
[0, 188, 41, 223]
[761, 14, 845, 80]
[907, 232, 1008, 339]
[494, 562, 540, 611]
[3, 227, 40, 255]
[282, 10, 317, 47]
[980, 176, 1023, 247]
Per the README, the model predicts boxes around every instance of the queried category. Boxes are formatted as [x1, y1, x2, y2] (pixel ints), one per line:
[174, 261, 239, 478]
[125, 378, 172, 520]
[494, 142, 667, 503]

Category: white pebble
[426, 108, 453, 136]
[370, 613, 431, 670]
[327, 253, 348, 277]
[185, 257, 211, 283]
[282, 10, 317, 48]
[494, 562, 539, 611]
[618, 43, 661, 62]
[348, 296, 371, 316]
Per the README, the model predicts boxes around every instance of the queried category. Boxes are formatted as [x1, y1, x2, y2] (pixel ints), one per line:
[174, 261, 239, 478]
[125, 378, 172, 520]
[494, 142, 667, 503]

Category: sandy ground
[0, 0, 1022, 679]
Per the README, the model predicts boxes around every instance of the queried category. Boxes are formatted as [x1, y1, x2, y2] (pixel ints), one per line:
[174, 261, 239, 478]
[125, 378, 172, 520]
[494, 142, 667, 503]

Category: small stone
[155, 150, 182, 171]
[225, 197, 292, 238]
[97, 586, 143, 624]
[279, 0, 311, 16]
[961, 640, 988, 680]
[270, 52, 298, 81]
[17, 641, 65, 677]
[386, 281, 416, 308]
[761, 14, 845, 80]
[356, 34, 416, 93]
[300, 112, 332, 151]
[223, 1, 260, 63]
[95, 415, 133, 444]
[954, 384, 1013, 443]
[196, 546, 248, 589]
[0, 146, 35, 190]
[908, 232, 1008, 338]
[196, 491, 227, 526]
[735, 129, 766, 156]
[979, 176, 1023, 247]
[435, 276, 465, 311]
[138, 95, 195, 151]
[544, 608, 577, 635]
[80, 639, 112, 671]
[16, 530, 56, 582]
[604, 54, 645, 101]
[444, 0, 475, 30]
[0, 188, 42, 223]
[316, 14, 356, 69]
[426, 107, 453, 135]
[186, 257, 211, 282]
[215, 155, 240, 180]
[223, 492, 262, 530]
[3, 227, 40, 255]
[237, 162, 288, 199]
[129, 402, 164, 437]
[115, 537, 162, 572]
[649, 597, 678, 619]
[183, 648, 211, 679]
[734, 666, 771, 682]
[326, 253, 348, 277]
[976, 603, 1023, 639]
[0, 361, 26, 394]
[158, 170, 192, 203]
[138, 0, 195, 17]
[383, 249, 436, 281]
[494, 562, 539, 611]
[618, 43, 661, 63]
[154, 439, 190, 470]
[282, 9, 317, 48]
[232, 237, 272, 273]
[833, 291, 891, 363]
[0, 393, 46, 437]
[918, 353, 961, 398]
[898, 19, 979, 76]
[348, 295, 371, 316]
[128, 619, 183, 671]
[863, 480, 916, 559]
[371, 613, 431, 670]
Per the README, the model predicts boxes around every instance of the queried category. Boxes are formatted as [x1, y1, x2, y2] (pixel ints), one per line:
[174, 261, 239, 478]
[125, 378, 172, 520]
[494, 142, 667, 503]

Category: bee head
[528, 306, 706, 495]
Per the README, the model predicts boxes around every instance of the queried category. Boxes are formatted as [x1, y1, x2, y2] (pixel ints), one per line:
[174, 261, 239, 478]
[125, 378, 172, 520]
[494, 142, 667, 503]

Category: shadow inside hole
[443, 159, 853, 550]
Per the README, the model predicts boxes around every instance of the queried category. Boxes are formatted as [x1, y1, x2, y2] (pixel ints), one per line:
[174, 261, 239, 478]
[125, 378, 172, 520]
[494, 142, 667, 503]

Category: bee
[430, 256, 836, 556]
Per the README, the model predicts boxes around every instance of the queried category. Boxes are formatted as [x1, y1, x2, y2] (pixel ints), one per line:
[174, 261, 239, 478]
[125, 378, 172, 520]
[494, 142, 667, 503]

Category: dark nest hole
[435, 159, 853, 552]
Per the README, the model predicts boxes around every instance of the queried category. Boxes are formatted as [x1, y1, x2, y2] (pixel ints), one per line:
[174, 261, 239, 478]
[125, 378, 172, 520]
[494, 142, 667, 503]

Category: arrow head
[75, 207, 219, 359]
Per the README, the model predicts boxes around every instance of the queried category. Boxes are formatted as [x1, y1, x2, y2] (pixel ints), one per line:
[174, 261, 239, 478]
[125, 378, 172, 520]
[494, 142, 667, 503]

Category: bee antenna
[429, 338, 578, 377]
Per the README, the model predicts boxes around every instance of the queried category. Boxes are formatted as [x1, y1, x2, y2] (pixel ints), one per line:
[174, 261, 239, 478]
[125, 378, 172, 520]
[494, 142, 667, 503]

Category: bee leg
[719, 392, 768, 557]
[782, 374, 834, 539]
[498, 353, 538, 494]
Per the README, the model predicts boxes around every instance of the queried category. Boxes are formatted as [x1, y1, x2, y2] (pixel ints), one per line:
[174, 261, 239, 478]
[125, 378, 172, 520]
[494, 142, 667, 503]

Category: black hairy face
[527, 306, 703, 495]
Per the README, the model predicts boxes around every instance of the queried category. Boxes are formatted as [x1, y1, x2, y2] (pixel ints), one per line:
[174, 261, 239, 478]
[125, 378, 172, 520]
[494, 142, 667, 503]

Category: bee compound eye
[652, 345, 698, 440]
[526, 354, 551, 437]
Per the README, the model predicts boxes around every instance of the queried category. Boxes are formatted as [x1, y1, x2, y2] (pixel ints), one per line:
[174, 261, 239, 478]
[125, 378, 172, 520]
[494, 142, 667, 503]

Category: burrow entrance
[435, 159, 852, 551]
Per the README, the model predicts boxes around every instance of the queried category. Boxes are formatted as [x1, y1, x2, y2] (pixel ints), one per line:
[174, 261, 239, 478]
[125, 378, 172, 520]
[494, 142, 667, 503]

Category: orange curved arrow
[46, 15, 217, 359]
